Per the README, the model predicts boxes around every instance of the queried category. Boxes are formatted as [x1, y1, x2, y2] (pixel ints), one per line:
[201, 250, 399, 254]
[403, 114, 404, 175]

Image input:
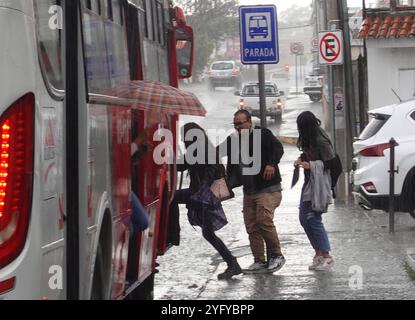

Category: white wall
[367, 46, 415, 110]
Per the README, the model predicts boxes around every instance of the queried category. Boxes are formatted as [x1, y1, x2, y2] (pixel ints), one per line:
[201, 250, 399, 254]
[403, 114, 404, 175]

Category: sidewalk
[154, 144, 415, 300]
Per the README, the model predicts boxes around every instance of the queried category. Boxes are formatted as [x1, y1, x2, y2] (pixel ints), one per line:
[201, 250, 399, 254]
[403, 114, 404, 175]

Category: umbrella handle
[179, 171, 184, 190]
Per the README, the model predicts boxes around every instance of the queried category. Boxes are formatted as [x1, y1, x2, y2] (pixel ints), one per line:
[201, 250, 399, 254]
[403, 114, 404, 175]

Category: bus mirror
[176, 26, 194, 79]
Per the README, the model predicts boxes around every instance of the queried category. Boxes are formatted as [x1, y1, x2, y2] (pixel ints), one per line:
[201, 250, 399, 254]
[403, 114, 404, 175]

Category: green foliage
[405, 262, 415, 281]
[174, 0, 239, 77]
[278, 4, 312, 28]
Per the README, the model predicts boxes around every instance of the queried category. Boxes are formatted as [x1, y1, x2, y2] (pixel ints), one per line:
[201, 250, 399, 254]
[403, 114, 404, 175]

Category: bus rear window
[34, 0, 64, 92]
[359, 113, 391, 140]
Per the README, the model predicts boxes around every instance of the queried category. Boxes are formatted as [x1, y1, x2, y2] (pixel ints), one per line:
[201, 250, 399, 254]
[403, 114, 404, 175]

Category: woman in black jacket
[171, 122, 242, 280]
[294, 111, 335, 271]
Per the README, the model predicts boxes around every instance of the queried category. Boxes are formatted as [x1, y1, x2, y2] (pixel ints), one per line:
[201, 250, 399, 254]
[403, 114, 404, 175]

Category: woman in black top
[294, 111, 335, 271]
[171, 122, 242, 280]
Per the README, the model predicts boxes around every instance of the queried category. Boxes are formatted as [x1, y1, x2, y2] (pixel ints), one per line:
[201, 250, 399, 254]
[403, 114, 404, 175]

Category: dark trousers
[172, 188, 235, 266]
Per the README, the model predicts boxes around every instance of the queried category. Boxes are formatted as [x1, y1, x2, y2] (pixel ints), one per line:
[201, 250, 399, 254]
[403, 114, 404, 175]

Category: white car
[351, 99, 415, 218]
[235, 82, 285, 122]
[207, 60, 242, 90]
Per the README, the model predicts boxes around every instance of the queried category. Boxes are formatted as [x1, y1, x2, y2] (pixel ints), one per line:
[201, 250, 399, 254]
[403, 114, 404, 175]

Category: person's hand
[263, 165, 276, 181]
[294, 158, 302, 168]
[298, 161, 310, 170]
[134, 130, 148, 146]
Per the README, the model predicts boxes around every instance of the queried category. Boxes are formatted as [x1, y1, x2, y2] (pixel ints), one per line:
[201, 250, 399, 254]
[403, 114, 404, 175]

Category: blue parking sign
[239, 5, 279, 64]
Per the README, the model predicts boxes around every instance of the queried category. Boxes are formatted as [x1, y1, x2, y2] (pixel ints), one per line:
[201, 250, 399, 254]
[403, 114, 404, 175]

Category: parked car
[235, 82, 284, 123]
[208, 60, 242, 90]
[304, 75, 323, 102]
[270, 72, 289, 82]
[351, 99, 415, 219]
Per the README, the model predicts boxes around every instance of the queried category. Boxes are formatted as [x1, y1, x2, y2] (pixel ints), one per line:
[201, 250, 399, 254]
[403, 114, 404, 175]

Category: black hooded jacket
[221, 126, 284, 192]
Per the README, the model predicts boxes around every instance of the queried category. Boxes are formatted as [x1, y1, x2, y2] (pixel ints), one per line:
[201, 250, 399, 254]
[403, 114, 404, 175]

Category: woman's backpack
[330, 154, 343, 198]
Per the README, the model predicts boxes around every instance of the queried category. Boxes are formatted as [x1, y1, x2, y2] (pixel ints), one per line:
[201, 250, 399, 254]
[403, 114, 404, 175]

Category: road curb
[406, 248, 415, 272]
[278, 136, 298, 145]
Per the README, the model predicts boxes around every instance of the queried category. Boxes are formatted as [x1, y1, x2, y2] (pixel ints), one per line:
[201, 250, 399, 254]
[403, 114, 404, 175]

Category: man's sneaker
[267, 255, 286, 273]
[217, 262, 243, 280]
[243, 261, 268, 274]
[308, 255, 324, 270]
[314, 257, 334, 271]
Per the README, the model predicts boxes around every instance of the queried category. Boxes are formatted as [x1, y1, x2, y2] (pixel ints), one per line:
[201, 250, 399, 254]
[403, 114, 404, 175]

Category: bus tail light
[0, 93, 34, 269]
[0, 277, 15, 294]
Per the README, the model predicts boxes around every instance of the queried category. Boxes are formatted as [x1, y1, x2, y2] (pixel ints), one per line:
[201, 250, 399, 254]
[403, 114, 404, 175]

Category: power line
[279, 24, 313, 30]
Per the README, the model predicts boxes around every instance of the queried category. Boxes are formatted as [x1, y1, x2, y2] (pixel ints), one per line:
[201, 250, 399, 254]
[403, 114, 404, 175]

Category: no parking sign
[319, 30, 343, 65]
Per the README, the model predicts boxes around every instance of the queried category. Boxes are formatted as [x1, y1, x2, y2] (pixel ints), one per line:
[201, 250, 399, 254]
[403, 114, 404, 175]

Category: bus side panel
[138, 201, 158, 282]
[109, 106, 131, 299]
[157, 114, 179, 255]
[134, 109, 164, 281]
[39, 106, 65, 300]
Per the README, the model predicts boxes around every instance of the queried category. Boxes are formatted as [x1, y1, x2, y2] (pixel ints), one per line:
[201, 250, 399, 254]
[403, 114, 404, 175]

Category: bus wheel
[128, 273, 155, 300]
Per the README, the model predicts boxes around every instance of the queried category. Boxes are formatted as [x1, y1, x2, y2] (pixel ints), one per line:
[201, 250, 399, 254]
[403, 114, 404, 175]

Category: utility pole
[324, 0, 355, 202]
[339, 0, 357, 176]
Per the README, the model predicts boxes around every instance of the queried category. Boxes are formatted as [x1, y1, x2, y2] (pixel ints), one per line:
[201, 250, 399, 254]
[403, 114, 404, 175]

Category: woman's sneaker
[314, 257, 334, 271]
[308, 255, 324, 270]
[267, 255, 286, 273]
[243, 261, 268, 274]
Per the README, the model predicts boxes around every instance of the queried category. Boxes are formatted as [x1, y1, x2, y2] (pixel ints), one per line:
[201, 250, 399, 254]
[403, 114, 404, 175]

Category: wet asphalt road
[154, 83, 415, 300]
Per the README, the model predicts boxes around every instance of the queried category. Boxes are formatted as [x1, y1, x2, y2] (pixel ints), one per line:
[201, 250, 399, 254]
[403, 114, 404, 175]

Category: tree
[278, 4, 312, 28]
[174, 0, 239, 78]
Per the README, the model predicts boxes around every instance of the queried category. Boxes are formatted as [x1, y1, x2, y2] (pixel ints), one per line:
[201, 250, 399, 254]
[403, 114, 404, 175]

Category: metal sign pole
[295, 54, 298, 95]
[258, 64, 266, 127]
[389, 137, 397, 234]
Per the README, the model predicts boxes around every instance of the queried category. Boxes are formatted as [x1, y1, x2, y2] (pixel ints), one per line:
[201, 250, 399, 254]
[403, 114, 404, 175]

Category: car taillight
[239, 99, 245, 109]
[362, 182, 377, 193]
[0, 93, 34, 269]
[358, 142, 398, 157]
[232, 69, 238, 76]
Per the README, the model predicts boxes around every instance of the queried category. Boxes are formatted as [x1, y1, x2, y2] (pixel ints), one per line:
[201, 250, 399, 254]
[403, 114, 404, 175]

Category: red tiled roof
[358, 14, 415, 39]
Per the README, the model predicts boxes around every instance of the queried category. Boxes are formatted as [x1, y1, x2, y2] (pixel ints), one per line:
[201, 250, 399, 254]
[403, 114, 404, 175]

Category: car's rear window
[359, 113, 391, 140]
[243, 85, 276, 95]
[212, 63, 234, 70]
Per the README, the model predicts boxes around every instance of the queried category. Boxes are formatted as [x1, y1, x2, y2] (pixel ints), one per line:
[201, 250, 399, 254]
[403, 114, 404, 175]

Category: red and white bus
[0, 0, 202, 300]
